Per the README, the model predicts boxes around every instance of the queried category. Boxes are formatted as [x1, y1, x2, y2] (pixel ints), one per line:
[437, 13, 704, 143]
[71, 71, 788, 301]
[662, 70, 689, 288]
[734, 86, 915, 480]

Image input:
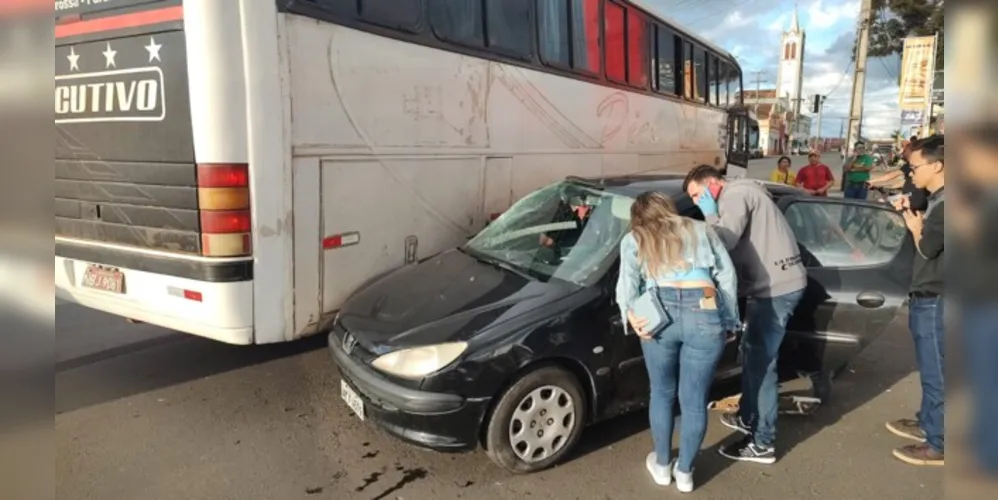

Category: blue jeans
[737, 289, 804, 448]
[963, 304, 998, 471]
[909, 296, 945, 453]
[641, 287, 726, 473]
[843, 182, 869, 200]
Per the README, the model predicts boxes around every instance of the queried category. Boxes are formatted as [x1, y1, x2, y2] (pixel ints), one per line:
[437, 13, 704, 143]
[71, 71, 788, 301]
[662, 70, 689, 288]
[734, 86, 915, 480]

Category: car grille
[333, 323, 377, 364]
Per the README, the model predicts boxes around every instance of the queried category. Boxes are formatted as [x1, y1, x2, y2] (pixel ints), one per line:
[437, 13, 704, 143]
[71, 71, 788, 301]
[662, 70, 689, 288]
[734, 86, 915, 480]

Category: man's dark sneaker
[893, 443, 944, 466]
[718, 436, 776, 464]
[719, 412, 750, 435]
[886, 418, 926, 442]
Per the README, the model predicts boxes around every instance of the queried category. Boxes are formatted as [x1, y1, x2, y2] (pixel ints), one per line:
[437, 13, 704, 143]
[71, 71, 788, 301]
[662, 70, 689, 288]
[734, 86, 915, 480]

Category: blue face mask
[697, 188, 719, 216]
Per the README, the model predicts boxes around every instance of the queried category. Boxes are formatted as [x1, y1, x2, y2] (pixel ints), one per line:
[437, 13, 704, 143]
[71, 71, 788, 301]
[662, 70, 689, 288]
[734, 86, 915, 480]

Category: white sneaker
[645, 452, 672, 486]
[672, 462, 694, 493]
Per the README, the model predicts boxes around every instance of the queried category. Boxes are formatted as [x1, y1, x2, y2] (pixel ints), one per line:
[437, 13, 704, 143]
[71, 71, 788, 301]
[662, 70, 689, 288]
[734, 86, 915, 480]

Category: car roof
[566, 174, 808, 199]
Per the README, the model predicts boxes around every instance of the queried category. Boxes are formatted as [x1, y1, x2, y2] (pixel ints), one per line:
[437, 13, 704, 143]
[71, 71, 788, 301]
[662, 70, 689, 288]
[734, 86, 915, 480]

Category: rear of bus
[54, 0, 261, 344]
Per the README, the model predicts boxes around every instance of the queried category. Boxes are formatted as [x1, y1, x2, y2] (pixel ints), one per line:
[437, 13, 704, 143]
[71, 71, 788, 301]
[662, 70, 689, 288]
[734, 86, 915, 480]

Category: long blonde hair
[629, 192, 695, 277]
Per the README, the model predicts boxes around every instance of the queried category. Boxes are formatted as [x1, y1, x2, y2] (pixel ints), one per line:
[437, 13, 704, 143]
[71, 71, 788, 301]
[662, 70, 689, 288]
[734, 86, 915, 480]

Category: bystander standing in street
[843, 141, 874, 199]
[795, 152, 835, 196]
[885, 135, 945, 467]
[768, 156, 796, 187]
[683, 165, 806, 465]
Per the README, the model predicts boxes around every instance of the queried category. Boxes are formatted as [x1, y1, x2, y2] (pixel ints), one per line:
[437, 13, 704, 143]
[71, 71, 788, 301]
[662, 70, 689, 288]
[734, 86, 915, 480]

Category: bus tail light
[198, 163, 252, 257]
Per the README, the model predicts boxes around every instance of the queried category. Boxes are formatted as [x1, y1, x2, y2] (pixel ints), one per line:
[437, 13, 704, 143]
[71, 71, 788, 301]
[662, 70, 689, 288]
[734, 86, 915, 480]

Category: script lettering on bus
[596, 92, 629, 143]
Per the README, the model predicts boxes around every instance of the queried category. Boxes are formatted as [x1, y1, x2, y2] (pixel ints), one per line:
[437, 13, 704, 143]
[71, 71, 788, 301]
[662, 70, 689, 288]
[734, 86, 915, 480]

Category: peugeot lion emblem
[342, 333, 358, 354]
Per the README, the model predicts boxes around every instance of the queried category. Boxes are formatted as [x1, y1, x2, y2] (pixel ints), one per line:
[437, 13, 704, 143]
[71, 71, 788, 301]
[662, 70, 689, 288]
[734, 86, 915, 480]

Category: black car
[328, 175, 912, 473]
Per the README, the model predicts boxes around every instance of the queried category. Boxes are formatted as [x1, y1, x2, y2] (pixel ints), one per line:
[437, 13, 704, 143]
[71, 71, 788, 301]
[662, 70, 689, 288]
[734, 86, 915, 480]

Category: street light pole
[845, 0, 873, 155]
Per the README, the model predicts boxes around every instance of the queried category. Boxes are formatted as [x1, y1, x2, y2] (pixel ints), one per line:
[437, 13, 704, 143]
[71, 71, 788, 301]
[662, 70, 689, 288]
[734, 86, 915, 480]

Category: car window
[464, 182, 633, 286]
[784, 201, 907, 268]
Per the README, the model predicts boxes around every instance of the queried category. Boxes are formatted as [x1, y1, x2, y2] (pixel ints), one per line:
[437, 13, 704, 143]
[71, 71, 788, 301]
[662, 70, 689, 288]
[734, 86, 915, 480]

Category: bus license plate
[340, 380, 365, 421]
[81, 265, 125, 294]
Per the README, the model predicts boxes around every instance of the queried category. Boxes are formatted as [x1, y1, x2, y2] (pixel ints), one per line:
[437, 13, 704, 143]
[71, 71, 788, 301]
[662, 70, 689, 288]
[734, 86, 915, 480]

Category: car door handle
[856, 291, 886, 308]
[611, 315, 623, 327]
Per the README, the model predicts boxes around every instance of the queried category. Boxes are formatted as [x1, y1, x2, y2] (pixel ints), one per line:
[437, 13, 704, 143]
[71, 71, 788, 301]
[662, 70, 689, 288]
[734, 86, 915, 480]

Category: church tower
[776, 4, 806, 117]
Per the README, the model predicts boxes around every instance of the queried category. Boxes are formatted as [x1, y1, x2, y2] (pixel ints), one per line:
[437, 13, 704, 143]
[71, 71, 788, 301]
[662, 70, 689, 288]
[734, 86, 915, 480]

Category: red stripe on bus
[55, 5, 184, 39]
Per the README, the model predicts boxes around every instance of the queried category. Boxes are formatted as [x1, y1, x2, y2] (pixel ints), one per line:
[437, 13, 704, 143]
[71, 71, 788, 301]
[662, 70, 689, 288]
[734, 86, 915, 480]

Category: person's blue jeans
[843, 182, 869, 200]
[641, 287, 726, 473]
[737, 289, 805, 449]
[963, 304, 998, 471]
[909, 295, 945, 453]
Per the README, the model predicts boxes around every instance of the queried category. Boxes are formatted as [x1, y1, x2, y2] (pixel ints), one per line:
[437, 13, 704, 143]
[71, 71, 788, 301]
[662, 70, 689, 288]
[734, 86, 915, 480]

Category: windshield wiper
[459, 247, 539, 281]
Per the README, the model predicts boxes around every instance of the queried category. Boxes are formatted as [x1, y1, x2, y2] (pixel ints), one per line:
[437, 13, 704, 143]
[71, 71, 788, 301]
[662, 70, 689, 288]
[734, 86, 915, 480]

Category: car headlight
[370, 342, 468, 379]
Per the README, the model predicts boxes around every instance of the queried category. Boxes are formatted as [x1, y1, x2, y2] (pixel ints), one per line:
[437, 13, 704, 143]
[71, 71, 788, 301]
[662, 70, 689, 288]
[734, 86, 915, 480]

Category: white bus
[54, 0, 753, 345]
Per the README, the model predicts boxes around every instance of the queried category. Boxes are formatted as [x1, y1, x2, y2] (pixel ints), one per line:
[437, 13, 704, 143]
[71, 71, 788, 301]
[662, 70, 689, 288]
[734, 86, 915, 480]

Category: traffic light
[811, 94, 821, 114]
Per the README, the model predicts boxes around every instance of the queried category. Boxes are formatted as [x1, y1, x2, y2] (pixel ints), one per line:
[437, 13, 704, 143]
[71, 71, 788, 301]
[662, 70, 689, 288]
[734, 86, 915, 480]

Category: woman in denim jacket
[616, 192, 739, 493]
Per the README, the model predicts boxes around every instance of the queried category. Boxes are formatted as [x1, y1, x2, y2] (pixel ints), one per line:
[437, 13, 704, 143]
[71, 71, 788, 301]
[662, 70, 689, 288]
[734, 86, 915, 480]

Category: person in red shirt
[796, 152, 835, 196]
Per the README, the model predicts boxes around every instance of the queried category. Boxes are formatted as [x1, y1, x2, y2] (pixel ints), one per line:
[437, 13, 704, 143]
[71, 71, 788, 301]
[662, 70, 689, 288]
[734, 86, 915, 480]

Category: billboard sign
[899, 36, 937, 111]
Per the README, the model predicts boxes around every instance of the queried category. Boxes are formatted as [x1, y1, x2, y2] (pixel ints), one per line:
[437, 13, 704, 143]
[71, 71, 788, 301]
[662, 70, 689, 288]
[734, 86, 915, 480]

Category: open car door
[776, 196, 913, 377]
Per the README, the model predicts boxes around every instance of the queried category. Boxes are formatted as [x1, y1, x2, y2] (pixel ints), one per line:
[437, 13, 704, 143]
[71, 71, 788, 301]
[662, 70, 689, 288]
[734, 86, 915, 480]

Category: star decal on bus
[67, 46, 80, 72]
[145, 37, 162, 63]
[102, 42, 117, 68]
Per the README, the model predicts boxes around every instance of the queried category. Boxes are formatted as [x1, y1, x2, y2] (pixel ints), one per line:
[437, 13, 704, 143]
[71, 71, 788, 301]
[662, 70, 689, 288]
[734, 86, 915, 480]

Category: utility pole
[750, 70, 767, 115]
[845, 0, 873, 155]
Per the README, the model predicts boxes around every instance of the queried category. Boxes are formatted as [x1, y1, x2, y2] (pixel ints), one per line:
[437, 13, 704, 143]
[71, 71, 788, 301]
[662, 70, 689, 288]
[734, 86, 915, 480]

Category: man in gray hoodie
[683, 165, 807, 464]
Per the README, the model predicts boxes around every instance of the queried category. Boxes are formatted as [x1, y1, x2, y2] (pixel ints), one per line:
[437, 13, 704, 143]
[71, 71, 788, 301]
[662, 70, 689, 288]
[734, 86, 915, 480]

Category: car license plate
[340, 379, 365, 421]
[81, 264, 125, 294]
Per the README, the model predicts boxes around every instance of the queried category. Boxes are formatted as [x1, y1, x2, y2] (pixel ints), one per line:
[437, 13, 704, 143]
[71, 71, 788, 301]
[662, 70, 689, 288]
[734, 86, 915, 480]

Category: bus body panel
[54, 254, 254, 344]
[284, 18, 728, 332]
[239, 0, 294, 344]
[54, 1, 266, 344]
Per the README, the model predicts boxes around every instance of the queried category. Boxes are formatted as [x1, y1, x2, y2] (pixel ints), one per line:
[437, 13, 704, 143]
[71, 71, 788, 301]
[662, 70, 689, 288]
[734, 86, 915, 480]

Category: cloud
[807, 0, 861, 30]
[643, 0, 903, 138]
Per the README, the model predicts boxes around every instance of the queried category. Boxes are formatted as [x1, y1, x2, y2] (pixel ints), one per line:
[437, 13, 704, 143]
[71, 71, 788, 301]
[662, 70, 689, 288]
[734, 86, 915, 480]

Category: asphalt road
[56, 153, 944, 500]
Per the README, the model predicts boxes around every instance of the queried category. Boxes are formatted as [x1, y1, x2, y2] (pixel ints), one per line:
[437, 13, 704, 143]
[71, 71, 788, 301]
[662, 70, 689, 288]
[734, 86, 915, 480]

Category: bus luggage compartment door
[317, 157, 483, 314]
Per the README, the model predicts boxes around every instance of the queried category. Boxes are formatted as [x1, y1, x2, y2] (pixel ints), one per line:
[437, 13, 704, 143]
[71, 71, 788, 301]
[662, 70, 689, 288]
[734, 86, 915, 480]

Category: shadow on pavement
[56, 331, 328, 414]
[567, 312, 915, 487]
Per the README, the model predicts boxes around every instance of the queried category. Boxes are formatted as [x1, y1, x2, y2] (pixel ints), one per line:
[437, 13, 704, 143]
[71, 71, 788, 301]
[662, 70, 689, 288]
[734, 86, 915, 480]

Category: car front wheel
[483, 366, 587, 474]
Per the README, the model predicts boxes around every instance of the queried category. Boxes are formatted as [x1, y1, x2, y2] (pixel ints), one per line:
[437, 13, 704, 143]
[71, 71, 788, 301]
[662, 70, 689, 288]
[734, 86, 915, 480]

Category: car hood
[338, 249, 582, 354]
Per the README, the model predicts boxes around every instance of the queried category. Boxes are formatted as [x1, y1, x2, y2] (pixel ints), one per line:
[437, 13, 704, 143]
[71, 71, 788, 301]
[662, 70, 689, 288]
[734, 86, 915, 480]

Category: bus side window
[693, 45, 707, 103]
[626, 9, 648, 88]
[682, 40, 693, 100]
[604, 1, 626, 83]
[711, 56, 721, 107]
[360, 0, 423, 33]
[653, 25, 679, 96]
[539, 0, 600, 74]
[429, 0, 483, 45]
[486, 0, 533, 59]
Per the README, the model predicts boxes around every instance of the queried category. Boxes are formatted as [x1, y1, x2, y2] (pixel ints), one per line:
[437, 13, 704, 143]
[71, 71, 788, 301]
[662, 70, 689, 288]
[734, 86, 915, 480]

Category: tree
[865, 0, 944, 69]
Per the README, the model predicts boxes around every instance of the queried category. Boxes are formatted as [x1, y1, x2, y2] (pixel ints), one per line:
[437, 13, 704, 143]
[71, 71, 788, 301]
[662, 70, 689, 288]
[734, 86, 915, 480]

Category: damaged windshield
[463, 181, 633, 286]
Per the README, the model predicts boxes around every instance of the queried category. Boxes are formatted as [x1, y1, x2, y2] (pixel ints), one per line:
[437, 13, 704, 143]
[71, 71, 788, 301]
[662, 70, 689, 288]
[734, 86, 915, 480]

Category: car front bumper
[327, 332, 491, 452]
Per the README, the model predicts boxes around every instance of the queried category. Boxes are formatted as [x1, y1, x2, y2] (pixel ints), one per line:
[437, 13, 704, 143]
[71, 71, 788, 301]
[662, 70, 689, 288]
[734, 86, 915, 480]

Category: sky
[642, 0, 904, 140]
